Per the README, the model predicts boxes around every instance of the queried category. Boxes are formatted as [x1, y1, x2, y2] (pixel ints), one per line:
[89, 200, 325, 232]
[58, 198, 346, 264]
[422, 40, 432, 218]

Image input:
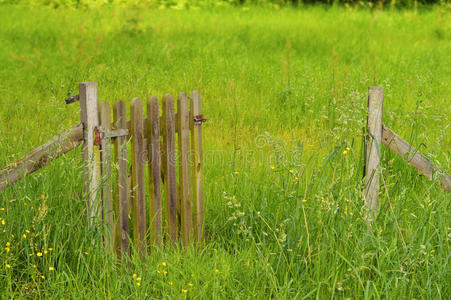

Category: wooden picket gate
[78, 82, 206, 256]
[0, 82, 206, 257]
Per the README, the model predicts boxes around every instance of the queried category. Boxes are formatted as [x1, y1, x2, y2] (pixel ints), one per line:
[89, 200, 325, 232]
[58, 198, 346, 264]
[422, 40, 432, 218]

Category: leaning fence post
[79, 82, 101, 229]
[365, 86, 383, 222]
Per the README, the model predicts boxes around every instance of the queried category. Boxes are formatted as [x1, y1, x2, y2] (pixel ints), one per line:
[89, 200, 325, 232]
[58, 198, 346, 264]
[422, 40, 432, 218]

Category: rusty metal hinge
[194, 114, 209, 125]
[94, 126, 129, 146]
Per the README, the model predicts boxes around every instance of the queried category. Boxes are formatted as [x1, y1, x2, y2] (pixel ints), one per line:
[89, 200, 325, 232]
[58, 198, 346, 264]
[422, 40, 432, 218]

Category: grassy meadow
[0, 3, 450, 298]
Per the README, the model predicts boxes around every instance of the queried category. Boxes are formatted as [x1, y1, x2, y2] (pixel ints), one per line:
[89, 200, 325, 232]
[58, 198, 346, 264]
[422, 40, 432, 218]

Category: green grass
[0, 4, 450, 298]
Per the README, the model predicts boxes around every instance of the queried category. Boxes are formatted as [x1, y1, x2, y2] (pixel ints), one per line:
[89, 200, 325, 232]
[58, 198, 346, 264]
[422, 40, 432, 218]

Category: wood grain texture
[0, 123, 83, 191]
[79, 82, 101, 228]
[178, 93, 193, 246]
[99, 102, 114, 251]
[382, 125, 451, 193]
[365, 86, 383, 221]
[113, 100, 129, 257]
[190, 91, 205, 244]
[162, 94, 178, 243]
[130, 98, 147, 253]
[147, 96, 162, 246]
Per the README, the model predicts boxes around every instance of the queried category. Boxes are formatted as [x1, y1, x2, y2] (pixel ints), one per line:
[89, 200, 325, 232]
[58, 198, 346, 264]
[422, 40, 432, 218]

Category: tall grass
[0, 4, 450, 298]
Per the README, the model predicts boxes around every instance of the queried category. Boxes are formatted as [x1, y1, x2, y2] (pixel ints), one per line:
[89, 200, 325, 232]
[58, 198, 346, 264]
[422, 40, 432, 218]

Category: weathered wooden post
[99, 102, 113, 251]
[190, 91, 205, 244]
[178, 93, 193, 246]
[79, 82, 101, 228]
[162, 94, 178, 243]
[130, 98, 147, 254]
[365, 86, 383, 222]
[113, 100, 129, 257]
[147, 97, 162, 247]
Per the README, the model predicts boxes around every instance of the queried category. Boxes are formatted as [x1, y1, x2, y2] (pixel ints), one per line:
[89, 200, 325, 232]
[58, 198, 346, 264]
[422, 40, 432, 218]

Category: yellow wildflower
[25, 230, 30, 234]
[33, 265, 37, 268]
[48, 267, 55, 271]
[37, 252, 43, 257]
[0, 208, 4, 211]
[163, 270, 168, 276]
[48, 248, 53, 251]
[6, 264, 11, 269]
[132, 273, 137, 278]
[44, 250, 48, 255]
[215, 269, 219, 274]
[6, 242, 10, 247]
[5, 247, 10, 252]
[182, 289, 188, 293]
[188, 283, 193, 287]
[1, 220, 5, 225]
[22, 234, 27, 239]
[136, 282, 141, 287]
[137, 277, 142, 281]
[234, 171, 239, 176]
[169, 281, 174, 286]
[84, 251, 88, 255]
[271, 166, 275, 170]
[289, 169, 294, 174]
[41, 275, 45, 279]
[41, 195, 46, 200]
[162, 262, 167, 267]
[302, 199, 307, 203]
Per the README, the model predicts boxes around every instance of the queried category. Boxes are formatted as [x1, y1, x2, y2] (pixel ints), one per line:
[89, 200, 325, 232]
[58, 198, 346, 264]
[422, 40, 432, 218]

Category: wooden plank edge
[382, 125, 451, 193]
[0, 123, 84, 191]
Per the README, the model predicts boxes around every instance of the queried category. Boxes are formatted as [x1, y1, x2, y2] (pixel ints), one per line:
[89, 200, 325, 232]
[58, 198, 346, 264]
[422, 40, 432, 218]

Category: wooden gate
[0, 82, 206, 257]
[79, 82, 206, 256]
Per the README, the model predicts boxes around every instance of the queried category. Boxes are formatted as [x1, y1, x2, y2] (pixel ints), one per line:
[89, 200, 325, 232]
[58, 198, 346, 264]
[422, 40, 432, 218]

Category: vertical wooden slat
[113, 101, 129, 257]
[79, 82, 100, 228]
[178, 93, 193, 246]
[365, 86, 383, 222]
[147, 96, 162, 246]
[130, 98, 147, 253]
[162, 94, 178, 243]
[99, 102, 113, 251]
[190, 91, 205, 244]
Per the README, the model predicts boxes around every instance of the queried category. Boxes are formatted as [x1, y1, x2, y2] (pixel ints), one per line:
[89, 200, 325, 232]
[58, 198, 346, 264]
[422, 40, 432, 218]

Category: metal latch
[65, 94, 80, 104]
[94, 126, 129, 146]
[194, 114, 209, 125]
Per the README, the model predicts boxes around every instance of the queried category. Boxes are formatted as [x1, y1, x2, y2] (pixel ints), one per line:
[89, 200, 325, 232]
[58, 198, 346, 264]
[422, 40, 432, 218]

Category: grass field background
[0, 4, 450, 298]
